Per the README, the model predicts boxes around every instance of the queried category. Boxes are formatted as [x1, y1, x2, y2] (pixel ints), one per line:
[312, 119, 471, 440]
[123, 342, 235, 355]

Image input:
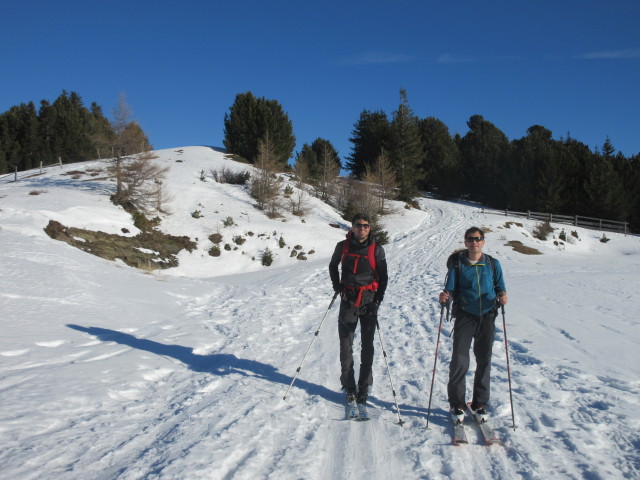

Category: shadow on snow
[66, 324, 342, 402]
[66, 324, 430, 421]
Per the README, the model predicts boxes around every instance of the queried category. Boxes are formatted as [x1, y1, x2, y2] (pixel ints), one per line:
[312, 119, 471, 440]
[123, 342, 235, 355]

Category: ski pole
[283, 291, 339, 400]
[501, 304, 517, 430]
[376, 319, 404, 426]
[425, 302, 446, 429]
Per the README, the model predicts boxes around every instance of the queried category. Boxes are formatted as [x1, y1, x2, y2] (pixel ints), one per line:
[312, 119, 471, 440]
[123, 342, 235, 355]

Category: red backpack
[340, 235, 379, 307]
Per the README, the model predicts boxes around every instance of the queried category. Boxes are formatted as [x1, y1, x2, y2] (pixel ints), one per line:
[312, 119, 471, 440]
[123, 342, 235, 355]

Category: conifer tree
[295, 143, 316, 183]
[295, 138, 340, 187]
[346, 110, 393, 178]
[418, 116, 462, 198]
[459, 115, 511, 207]
[51, 91, 94, 163]
[0, 91, 116, 172]
[389, 88, 424, 200]
[224, 92, 295, 168]
[601, 136, 616, 158]
[583, 154, 626, 220]
[0, 114, 8, 173]
[89, 102, 114, 159]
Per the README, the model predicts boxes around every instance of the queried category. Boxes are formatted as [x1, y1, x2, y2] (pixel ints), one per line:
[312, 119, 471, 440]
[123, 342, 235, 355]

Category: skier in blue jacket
[439, 227, 508, 424]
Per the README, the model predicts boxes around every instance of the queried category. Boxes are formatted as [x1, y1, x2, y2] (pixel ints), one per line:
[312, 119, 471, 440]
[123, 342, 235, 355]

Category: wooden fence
[0, 159, 64, 182]
[483, 208, 630, 235]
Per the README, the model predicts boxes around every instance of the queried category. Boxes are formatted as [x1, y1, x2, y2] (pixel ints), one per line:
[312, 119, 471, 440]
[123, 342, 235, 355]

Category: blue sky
[2, 1, 639, 163]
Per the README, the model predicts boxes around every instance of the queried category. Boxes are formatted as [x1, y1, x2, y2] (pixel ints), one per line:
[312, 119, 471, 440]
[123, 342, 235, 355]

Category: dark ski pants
[338, 300, 377, 394]
[448, 309, 497, 409]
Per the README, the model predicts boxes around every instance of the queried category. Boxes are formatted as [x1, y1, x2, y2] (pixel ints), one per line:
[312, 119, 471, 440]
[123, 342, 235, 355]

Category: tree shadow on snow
[66, 324, 343, 405]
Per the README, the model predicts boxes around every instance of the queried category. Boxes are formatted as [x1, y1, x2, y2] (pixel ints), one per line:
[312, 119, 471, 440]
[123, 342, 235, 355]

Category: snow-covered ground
[1, 147, 638, 480]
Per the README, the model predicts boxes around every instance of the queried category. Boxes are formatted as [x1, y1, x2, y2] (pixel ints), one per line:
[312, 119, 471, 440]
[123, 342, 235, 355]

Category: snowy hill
[1, 146, 639, 480]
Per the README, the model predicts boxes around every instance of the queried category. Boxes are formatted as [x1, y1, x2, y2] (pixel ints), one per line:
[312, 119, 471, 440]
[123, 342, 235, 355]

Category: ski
[467, 404, 502, 446]
[452, 421, 468, 446]
[356, 402, 370, 421]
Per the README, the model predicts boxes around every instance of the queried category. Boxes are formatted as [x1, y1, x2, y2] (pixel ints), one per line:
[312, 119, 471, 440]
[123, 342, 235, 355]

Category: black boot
[356, 386, 368, 404]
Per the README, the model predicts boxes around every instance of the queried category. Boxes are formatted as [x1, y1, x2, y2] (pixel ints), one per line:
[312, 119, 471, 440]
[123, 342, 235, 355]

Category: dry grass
[44, 220, 196, 270]
[505, 240, 542, 255]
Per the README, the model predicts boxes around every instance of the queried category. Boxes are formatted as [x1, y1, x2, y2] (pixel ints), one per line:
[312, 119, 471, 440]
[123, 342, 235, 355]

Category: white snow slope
[1, 146, 639, 480]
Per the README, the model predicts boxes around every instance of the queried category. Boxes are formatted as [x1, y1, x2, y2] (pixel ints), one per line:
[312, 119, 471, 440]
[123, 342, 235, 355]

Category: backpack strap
[341, 237, 350, 264]
[368, 242, 377, 273]
[448, 251, 499, 316]
[484, 254, 498, 291]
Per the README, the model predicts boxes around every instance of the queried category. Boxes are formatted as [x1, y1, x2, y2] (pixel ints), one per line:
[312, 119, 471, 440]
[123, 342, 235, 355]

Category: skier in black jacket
[329, 213, 388, 406]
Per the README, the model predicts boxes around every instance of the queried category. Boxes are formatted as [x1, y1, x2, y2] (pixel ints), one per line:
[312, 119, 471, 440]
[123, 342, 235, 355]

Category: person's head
[464, 227, 485, 252]
[351, 213, 371, 242]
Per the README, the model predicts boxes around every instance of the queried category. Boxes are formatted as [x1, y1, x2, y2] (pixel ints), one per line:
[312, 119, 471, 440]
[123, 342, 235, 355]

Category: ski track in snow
[1, 147, 639, 479]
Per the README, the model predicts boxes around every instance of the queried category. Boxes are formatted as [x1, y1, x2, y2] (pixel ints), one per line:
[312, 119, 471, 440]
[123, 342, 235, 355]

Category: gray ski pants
[447, 309, 497, 409]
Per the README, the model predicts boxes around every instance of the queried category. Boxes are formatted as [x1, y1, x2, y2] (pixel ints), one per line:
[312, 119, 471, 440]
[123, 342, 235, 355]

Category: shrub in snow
[262, 248, 274, 266]
[533, 221, 554, 240]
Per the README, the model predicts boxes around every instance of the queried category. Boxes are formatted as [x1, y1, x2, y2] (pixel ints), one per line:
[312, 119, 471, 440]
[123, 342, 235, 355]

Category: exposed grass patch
[533, 221, 554, 240]
[505, 240, 542, 255]
[44, 220, 196, 270]
[63, 170, 87, 176]
[209, 232, 223, 244]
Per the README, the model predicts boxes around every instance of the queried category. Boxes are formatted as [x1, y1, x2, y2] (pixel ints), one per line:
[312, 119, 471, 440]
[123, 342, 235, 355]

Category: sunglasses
[354, 223, 370, 229]
[465, 236, 484, 242]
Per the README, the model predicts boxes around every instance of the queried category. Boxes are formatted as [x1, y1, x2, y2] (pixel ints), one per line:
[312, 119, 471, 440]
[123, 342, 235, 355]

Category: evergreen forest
[2, 89, 639, 232]
[0, 91, 148, 175]
[344, 91, 640, 232]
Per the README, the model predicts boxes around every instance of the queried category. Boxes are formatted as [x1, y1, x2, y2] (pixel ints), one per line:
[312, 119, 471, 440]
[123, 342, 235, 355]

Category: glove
[373, 292, 383, 305]
[333, 283, 344, 294]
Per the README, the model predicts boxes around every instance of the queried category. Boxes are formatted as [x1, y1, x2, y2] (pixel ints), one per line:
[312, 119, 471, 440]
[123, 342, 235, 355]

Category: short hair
[464, 226, 484, 239]
[352, 213, 370, 224]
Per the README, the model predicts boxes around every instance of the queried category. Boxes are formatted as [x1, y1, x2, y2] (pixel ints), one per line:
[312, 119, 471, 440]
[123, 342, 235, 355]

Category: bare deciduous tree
[316, 143, 340, 202]
[334, 177, 379, 224]
[117, 152, 171, 214]
[364, 148, 398, 214]
[291, 154, 310, 216]
[106, 94, 169, 214]
[250, 133, 283, 217]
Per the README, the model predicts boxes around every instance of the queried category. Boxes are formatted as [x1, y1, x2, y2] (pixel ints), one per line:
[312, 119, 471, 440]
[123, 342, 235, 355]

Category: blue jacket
[444, 253, 506, 316]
